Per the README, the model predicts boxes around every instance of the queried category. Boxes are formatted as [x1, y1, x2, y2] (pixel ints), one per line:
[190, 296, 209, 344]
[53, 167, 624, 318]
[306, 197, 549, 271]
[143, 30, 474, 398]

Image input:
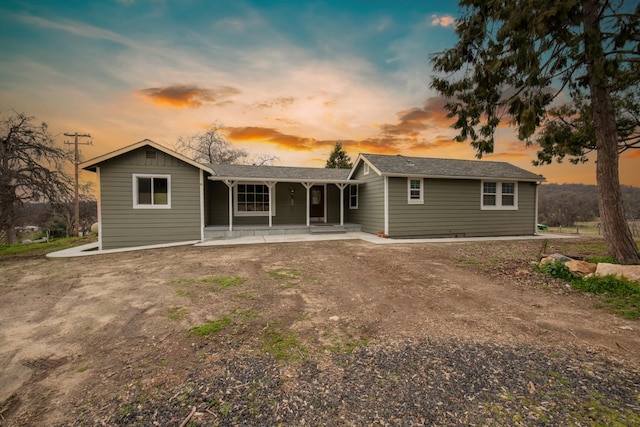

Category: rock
[329, 316, 340, 322]
[595, 263, 640, 282]
[540, 253, 574, 265]
[515, 269, 529, 276]
[21, 239, 32, 244]
[91, 222, 99, 234]
[565, 260, 597, 277]
[618, 325, 634, 331]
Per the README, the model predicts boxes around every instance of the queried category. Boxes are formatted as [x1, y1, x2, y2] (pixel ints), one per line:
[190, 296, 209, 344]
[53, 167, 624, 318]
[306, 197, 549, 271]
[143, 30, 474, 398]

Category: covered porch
[203, 223, 362, 239]
[202, 163, 362, 239]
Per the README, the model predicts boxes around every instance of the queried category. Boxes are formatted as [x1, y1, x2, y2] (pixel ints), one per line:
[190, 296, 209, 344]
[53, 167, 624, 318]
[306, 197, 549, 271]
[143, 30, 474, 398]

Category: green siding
[348, 163, 384, 233]
[99, 147, 201, 249]
[387, 177, 537, 237]
[206, 182, 350, 226]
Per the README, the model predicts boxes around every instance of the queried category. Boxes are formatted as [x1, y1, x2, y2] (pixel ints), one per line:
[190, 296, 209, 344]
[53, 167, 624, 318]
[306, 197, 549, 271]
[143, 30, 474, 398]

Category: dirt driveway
[1, 237, 639, 425]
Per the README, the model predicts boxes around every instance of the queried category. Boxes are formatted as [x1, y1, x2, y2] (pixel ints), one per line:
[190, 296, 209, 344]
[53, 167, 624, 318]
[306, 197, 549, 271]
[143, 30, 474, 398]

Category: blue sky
[1, 0, 637, 185]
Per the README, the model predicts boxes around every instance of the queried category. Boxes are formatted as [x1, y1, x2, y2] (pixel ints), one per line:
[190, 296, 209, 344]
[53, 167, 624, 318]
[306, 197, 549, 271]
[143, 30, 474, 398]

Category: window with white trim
[349, 184, 358, 209]
[481, 181, 518, 210]
[235, 183, 274, 216]
[133, 174, 171, 208]
[407, 178, 424, 204]
[363, 163, 370, 175]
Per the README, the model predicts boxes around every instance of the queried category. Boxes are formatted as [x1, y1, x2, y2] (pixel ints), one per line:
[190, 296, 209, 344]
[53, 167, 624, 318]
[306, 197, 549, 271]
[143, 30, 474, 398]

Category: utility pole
[64, 132, 92, 237]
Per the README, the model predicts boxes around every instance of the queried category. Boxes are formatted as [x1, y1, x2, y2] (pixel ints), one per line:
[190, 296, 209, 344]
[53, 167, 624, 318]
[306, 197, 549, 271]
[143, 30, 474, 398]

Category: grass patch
[166, 307, 188, 321]
[538, 261, 640, 319]
[189, 317, 232, 336]
[168, 276, 244, 290]
[261, 324, 308, 362]
[0, 236, 97, 259]
[175, 289, 192, 297]
[268, 267, 303, 288]
[325, 336, 370, 354]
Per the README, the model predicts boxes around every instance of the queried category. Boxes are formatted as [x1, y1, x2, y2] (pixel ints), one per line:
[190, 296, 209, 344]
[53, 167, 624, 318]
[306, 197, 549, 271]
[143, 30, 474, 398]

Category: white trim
[348, 184, 358, 209]
[96, 167, 103, 251]
[199, 170, 205, 241]
[535, 183, 539, 234]
[363, 163, 370, 175]
[407, 178, 424, 204]
[82, 139, 212, 173]
[336, 183, 348, 226]
[347, 154, 382, 179]
[384, 176, 389, 235]
[132, 173, 171, 209]
[233, 182, 276, 217]
[480, 180, 518, 210]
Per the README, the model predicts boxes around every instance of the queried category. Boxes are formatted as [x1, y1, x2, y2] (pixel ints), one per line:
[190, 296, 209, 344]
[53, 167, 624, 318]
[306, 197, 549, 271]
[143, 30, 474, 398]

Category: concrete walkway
[46, 232, 575, 258]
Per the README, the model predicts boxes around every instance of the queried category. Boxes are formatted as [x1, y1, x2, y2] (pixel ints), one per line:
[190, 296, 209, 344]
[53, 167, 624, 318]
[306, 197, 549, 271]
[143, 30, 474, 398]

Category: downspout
[535, 182, 540, 235]
[384, 176, 389, 235]
[96, 166, 103, 251]
[199, 170, 204, 241]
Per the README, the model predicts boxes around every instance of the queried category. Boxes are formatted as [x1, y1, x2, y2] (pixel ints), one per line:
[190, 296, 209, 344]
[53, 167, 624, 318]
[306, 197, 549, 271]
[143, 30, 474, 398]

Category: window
[235, 183, 274, 216]
[363, 163, 370, 175]
[349, 184, 358, 209]
[407, 178, 423, 204]
[133, 174, 170, 208]
[481, 181, 518, 210]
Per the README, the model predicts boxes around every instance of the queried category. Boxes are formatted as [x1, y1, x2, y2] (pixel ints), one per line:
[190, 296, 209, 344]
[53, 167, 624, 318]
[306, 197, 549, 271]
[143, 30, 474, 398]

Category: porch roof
[206, 163, 359, 184]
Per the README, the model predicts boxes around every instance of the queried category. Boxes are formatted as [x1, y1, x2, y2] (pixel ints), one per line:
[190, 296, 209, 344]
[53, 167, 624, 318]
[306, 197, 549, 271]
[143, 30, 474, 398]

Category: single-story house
[81, 139, 545, 250]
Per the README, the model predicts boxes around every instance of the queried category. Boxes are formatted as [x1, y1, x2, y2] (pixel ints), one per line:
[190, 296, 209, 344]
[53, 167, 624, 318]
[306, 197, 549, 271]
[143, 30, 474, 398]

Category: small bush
[574, 275, 640, 297]
[537, 261, 575, 282]
[537, 260, 640, 319]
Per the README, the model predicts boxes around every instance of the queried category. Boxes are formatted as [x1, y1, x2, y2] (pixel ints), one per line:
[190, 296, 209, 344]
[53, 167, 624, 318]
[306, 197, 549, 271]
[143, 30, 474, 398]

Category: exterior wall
[207, 182, 309, 226]
[98, 147, 201, 249]
[347, 162, 384, 233]
[387, 177, 537, 237]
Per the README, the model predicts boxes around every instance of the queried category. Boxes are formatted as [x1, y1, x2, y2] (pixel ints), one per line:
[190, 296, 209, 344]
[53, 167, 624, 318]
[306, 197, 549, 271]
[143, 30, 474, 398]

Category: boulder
[540, 253, 574, 265]
[595, 263, 640, 282]
[90, 222, 99, 234]
[565, 260, 597, 277]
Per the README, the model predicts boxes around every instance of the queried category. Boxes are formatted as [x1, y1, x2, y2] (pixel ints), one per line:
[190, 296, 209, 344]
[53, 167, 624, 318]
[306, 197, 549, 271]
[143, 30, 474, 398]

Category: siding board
[387, 177, 536, 237]
[99, 147, 201, 249]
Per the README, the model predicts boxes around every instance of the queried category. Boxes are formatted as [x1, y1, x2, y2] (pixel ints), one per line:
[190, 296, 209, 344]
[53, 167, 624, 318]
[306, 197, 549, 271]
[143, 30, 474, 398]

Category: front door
[310, 185, 324, 221]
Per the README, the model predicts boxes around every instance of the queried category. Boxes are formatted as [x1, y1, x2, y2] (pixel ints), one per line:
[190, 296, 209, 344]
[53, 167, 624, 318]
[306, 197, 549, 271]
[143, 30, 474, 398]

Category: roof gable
[81, 139, 212, 172]
[354, 153, 544, 182]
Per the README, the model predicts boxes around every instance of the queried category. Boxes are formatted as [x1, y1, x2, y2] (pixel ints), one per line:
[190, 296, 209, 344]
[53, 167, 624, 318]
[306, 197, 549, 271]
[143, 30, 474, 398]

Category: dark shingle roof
[207, 163, 351, 181]
[362, 154, 544, 181]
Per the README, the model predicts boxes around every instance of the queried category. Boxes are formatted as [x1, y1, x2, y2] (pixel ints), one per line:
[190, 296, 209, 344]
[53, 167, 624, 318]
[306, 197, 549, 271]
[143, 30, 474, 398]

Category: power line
[64, 132, 92, 237]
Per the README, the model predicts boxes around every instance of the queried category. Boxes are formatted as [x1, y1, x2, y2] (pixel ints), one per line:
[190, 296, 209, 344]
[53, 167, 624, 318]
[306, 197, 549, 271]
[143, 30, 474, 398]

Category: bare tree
[0, 112, 73, 244]
[176, 122, 248, 164]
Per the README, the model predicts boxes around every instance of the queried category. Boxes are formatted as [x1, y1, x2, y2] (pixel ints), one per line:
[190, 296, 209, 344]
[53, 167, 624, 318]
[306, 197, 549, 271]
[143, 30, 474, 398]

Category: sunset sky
[1, 0, 638, 186]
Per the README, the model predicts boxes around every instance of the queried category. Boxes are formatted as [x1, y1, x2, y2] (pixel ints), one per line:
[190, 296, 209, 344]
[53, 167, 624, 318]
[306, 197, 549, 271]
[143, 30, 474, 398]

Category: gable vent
[145, 150, 157, 159]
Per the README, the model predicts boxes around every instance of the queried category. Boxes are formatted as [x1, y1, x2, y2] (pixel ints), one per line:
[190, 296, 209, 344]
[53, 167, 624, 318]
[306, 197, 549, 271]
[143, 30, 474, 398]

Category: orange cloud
[431, 14, 456, 27]
[137, 85, 240, 108]
[380, 96, 454, 138]
[253, 97, 297, 109]
[226, 126, 330, 151]
[484, 152, 531, 160]
[622, 149, 640, 159]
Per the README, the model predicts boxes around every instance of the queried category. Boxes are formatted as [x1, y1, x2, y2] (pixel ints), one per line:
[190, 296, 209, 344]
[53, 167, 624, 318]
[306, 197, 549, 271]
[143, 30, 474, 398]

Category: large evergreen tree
[325, 142, 352, 169]
[431, 0, 640, 264]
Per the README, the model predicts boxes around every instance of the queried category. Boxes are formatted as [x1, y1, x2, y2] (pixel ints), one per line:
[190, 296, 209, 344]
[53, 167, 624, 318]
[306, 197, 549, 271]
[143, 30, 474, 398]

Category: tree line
[539, 183, 640, 227]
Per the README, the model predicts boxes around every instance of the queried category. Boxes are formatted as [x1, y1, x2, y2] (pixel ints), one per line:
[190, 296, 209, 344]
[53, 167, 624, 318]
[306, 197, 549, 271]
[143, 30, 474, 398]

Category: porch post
[302, 182, 314, 227]
[223, 180, 236, 232]
[265, 181, 277, 228]
[336, 183, 348, 226]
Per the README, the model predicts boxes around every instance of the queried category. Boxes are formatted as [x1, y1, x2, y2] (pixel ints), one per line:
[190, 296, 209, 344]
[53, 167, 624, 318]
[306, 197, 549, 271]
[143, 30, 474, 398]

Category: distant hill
[538, 184, 640, 226]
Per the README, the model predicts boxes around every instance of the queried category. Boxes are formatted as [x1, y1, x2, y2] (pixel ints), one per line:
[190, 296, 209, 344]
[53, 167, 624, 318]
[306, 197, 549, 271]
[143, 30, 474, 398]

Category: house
[81, 139, 545, 250]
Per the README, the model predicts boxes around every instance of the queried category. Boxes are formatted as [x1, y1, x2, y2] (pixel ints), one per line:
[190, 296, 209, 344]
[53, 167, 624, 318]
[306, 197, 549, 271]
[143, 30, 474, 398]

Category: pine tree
[431, 0, 640, 264]
[325, 142, 352, 169]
